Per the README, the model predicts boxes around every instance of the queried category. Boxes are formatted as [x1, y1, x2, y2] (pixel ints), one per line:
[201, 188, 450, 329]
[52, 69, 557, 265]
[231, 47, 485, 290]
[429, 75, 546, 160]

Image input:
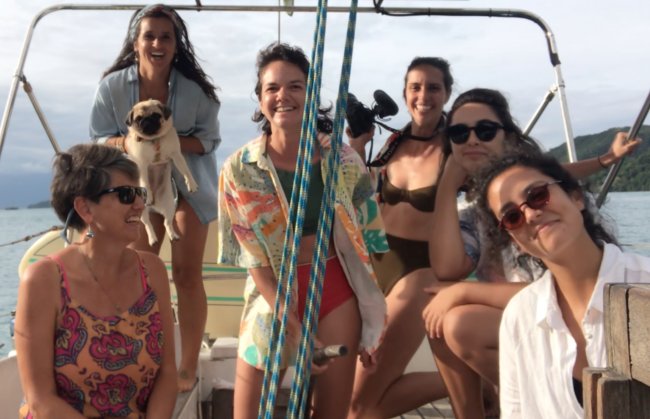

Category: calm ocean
[1, 192, 650, 356]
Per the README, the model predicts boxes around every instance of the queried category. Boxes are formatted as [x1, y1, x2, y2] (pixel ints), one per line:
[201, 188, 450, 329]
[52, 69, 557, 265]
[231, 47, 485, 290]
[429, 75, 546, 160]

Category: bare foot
[178, 369, 197, 393]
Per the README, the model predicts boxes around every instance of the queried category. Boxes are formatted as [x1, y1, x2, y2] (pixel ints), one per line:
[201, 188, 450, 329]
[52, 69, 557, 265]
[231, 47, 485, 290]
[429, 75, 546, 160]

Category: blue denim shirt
[89, 64, 221, 224]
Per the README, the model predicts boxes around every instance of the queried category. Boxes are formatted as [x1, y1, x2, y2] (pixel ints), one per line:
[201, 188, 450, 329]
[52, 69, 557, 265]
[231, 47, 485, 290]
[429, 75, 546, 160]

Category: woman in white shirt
[472, 152, 650, 418]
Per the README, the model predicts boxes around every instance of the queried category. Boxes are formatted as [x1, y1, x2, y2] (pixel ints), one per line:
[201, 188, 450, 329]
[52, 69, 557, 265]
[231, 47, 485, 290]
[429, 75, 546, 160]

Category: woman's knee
[443, 306, 498, 359]
[441, 306, 487, 356]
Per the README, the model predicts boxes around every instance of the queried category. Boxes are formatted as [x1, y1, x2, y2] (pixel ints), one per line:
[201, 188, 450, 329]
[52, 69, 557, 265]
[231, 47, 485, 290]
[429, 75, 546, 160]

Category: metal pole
[0, 3, 568, 162]
[0, 5, 45, 160]
[596, 90, 650, 208]
[22, 77, 61, 154]
[539, 26, 578, 163]
[523, 87, 556, 136]
[554, 64, 578, 162]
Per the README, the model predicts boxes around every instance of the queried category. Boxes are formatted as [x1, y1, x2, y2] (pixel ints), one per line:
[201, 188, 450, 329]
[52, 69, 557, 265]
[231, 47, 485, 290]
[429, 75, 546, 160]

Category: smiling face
[487, 165, 586, 261]
[133, 17, 177, 73]
[404, 64, 450, 129]
[258, 60, 307, 133]
[85, 170, 145, 243]
[449, 102, 508, 174]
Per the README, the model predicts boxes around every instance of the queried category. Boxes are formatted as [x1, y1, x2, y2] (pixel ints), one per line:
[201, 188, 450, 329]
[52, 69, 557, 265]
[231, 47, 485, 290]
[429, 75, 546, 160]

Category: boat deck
[397, 399, 455, 418]
[188, 387, 455, 419]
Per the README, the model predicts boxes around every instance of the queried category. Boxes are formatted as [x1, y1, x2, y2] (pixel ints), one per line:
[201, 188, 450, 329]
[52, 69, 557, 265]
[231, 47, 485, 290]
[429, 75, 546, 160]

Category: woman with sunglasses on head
[424, 87, 639, 418]
[346, 57, 451, 418]
[89, 4, 221, 391]
[218, 43, 387, 419]
[473, 152, 650, 418]
[16, 143, 176, 418]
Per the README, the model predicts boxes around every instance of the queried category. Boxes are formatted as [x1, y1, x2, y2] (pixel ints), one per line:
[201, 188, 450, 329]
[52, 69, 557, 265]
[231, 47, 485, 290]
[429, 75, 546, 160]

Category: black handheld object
[372, 90, 399, 118]
[313, 344, 348, 366]
[346, 90, 398, 137]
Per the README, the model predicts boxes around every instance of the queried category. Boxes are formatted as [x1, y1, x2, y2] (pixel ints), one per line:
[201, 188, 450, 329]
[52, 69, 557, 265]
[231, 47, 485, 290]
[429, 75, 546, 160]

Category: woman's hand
[108, 135, 128, 154]
[446, 153, 470, 190]
[310, 338, 331, 375]
[422, 282, 464, 339]
[601, 131, 642, 166]
[346, 126, 375, 158]
[278, 305, 303, 347]
[358, 348, 378, 371]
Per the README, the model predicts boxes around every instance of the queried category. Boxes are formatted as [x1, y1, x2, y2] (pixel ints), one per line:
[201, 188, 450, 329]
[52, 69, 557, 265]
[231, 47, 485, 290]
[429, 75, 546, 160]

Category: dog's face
[126, 99, 173, 138]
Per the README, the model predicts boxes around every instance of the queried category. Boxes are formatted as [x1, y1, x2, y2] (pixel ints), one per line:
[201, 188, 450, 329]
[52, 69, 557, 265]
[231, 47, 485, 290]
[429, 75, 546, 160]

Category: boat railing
[1, 2, 578, 163]
[584, 283, 650, 418]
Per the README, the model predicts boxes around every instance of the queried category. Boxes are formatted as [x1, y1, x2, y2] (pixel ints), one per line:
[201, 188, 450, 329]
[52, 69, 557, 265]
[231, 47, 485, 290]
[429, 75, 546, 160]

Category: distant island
[547, 125, 650, 191]
[27, 200, 52, 209]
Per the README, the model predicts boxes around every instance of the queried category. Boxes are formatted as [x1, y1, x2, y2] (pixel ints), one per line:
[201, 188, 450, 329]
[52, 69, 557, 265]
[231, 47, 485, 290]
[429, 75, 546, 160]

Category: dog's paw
[144, 229, 159, 245]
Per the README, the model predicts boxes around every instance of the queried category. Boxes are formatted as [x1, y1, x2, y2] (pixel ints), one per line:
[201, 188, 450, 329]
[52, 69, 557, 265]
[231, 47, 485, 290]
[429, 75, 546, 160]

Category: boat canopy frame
[0, 2, 579, 163]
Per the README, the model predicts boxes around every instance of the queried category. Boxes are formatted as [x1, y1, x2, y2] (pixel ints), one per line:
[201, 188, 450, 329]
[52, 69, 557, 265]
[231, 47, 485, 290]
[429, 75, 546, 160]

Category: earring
[134, 51, 139, 63]
[86, 226, 95, 239]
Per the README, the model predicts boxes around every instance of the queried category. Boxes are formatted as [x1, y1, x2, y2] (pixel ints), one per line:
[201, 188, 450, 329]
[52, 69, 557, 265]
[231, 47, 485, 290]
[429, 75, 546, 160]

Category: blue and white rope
[258, 1, 359, 417]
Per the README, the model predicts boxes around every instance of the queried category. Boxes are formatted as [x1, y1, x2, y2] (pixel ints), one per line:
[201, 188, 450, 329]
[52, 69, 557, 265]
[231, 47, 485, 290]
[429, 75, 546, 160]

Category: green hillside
[547, 125, 650, 191]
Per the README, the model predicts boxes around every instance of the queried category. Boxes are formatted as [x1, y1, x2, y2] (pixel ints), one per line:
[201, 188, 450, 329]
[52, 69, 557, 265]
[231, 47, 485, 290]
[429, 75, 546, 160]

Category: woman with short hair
[17, 143, 176, 418]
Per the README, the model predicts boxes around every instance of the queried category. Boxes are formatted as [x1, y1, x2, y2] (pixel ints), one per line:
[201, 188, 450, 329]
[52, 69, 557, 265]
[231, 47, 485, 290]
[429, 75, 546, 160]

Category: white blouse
[499, 243, 650, 419]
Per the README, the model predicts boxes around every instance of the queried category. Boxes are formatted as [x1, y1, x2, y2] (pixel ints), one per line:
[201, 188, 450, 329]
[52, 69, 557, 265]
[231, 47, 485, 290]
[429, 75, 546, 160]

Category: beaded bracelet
[597, 155, 608, 169]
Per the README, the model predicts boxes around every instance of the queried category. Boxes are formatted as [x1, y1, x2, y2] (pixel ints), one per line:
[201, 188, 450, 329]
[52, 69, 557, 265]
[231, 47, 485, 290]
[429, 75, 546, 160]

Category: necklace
[80, 250, 124, 315]
[405, 113, 447, 142]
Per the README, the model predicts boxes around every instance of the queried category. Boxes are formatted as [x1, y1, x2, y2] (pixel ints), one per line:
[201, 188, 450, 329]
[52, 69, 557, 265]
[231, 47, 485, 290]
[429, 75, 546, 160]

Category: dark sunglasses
[447, 120, 504, 145]
[498, 181, 561, 230]
[96, 185, 147, 205]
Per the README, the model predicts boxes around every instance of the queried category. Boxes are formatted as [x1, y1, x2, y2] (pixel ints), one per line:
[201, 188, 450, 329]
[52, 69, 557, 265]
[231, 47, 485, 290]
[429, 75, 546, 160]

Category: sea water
[1, 192, 649, 356]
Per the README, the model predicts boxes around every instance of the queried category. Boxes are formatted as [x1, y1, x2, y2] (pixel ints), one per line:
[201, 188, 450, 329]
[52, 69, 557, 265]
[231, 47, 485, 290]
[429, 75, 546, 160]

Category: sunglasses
[96, 185, 147, 205]
[447, 120, 504, 145]
[498, 181, 561, 230]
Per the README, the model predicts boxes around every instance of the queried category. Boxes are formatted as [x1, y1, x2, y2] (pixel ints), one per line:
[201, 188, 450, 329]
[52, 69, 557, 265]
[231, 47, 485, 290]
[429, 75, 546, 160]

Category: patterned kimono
[218, 134, 388, 369]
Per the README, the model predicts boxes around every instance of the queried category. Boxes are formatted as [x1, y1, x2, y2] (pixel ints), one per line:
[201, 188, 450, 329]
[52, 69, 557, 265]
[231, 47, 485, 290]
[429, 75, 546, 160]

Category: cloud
[1, 0, 649, 205]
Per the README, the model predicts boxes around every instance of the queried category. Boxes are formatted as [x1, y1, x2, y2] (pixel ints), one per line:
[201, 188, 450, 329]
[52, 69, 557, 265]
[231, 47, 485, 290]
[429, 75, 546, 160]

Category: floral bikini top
[20, 253, 163, 419]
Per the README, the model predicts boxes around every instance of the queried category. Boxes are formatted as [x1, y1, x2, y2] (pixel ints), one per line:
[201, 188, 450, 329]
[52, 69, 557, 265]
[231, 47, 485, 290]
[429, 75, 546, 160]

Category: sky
[0, 0, 649, 207]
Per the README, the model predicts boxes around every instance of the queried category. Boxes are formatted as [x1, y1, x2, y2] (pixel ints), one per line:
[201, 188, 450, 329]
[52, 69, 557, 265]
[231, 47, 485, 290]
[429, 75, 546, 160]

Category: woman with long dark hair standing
[89, 4, 221, 391]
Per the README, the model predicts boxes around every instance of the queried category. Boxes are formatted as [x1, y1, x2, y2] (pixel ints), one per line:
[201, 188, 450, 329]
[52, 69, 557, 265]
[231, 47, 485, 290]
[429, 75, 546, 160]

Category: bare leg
[235, 299, 360, 419]
[429, 304, 501, 419]
[171, 198, 209, 392]
[377, 372, 447, 418]
[234, 358, 290, 419]
[234, 358, 264, 419]
[349, 268, 445, 418]
[311, 298, 361, 418]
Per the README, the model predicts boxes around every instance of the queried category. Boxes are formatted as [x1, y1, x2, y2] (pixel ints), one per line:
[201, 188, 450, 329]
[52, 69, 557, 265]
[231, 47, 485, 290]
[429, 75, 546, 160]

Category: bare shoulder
[135, 250, 170, 292]
[18, 256, 63, 313]
[21, 256, 61, 289]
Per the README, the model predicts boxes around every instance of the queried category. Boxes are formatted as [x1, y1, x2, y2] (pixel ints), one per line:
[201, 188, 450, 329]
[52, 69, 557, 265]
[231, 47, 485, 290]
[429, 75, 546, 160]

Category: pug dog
[125, 99, 198, 245]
